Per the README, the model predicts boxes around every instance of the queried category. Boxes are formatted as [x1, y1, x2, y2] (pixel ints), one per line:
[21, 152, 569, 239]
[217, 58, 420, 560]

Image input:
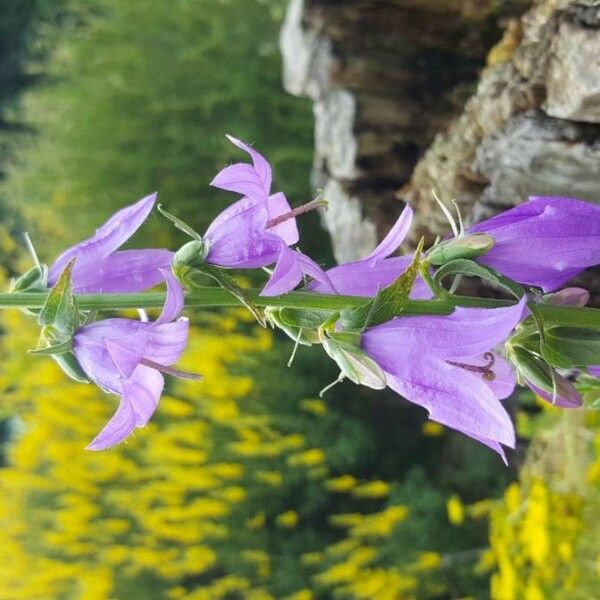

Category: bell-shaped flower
[309, 204, 430, 298]
[361, 297, 527, 462]
[73, 270, 192, 450]
[207, 135, 334, 295]
[468, 196, 600, 292]
[49, 193, 173, 293]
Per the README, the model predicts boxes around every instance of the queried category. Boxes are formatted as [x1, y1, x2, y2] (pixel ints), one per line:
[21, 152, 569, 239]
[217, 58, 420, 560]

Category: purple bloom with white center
[73, 270, 191, 450]
[48, 193, 173, 293]
[361, 297, 527, 462]
[309, 205, 431, 299]
[469, 196, 600, 292]
[207, 135, 334, 296]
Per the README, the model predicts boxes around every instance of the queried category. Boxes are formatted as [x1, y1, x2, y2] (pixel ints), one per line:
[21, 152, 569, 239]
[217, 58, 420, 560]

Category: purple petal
[526, 376, 583, 408]
[450, 352, 515, 400]
[589, 366, 600, 377]
[124, 366, 164, 426]
[261, 246, 336, 297]
[105, 339, 143, 379]
[362, 297, 527, 362]
[309, 255, 432, 299]
[87, 397, 136, 451]
[266, 192, 299, 246]
[367, 205, 413, 262]
[383, 355, 516, 449]
[49, 193, 157, 285]
[470, 197, 600, 292]
[146, 318, 190, 366]
[210, 163, 269, 201]
[205, 196, 259, 238]
[69, 249, 173, 293]
[542, 287, 590, 307]
[155, 267, 184, 325]
[225, 134, 272, 193]
[206, 202, 283, 268]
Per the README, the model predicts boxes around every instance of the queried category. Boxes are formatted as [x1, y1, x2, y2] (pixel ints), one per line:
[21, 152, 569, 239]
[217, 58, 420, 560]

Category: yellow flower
[276, 510, 299, 529]
[447, 495, 465, 526]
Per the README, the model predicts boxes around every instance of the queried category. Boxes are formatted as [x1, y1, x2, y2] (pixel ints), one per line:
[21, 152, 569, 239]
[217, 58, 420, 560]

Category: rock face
[281, 0, 525, 262]
[281, 0, 600, 266]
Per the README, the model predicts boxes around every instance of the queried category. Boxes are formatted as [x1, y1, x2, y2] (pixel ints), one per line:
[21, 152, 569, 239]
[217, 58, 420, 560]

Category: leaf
[38, 258, 79, 335]
[341, 239, 424, 330]
[191, 263, 266, 327]
[157, 204, 202, 240]
[433, 258, 525, 300]
[278, 307, 338, 329]
[542, 326, 600, 368]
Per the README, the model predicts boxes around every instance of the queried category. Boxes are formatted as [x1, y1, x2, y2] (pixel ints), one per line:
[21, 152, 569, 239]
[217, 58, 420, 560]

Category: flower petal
[49, 193, 157, 285]
[383, 355, 516, 449]
[155, 267, 184, 325]
[124, 366, 164, 426]
[146, 318, 190, 366]
[266, 192, 299, 246]
[309, 255, 432, 298]
[206, 202, 283, 268]
[210, 163, 269, 201]
[367, 205, 413, 262]
[69, 249, 173, 293]
[225, 134, 272, 193]
[86, 397, 136, 451]
[362, 298, 527, 363]
[261, 246, 336, 296]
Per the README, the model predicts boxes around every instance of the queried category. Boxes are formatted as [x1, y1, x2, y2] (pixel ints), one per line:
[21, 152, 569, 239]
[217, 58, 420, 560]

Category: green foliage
[2, 0, 317, 257]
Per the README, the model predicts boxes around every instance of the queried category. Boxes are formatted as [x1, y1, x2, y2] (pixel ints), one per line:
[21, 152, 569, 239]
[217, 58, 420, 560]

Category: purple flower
[73, 270, 191, 450]
[469, 196, 600, 292]
[309, 205, 431, 298]
[207, 135, 334, 295]
[361, 298, 527, 461]
[49, 193, 173, 293]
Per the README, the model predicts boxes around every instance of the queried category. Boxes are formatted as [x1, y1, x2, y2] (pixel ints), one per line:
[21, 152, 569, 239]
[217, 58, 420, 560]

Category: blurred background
[0, 1, 599, 599]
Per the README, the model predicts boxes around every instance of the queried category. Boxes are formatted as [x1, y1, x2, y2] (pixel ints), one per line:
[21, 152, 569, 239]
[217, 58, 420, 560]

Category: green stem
[0, 288, 516, 315]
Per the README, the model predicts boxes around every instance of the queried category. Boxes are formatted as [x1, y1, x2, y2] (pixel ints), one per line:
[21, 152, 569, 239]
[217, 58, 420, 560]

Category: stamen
[23, 232, 42, 270]
[446, 352, 496, 381]
[140, 358, 203, 381]
[432, 189, 459, 238]
[266, 198, 328, 230]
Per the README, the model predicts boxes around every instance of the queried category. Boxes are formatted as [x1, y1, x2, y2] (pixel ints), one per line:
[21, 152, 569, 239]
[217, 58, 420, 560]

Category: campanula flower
[49, 193, 173, 293]
[469, 196, 600, 292]
[309, 204, 430, 298]
[207, 135, 334, 295]
[361, 298, 527, 461]
[73, 270, 192, 450]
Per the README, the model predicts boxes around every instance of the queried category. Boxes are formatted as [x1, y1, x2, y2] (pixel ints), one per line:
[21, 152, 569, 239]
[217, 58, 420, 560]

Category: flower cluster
[9, 135, 600, 459]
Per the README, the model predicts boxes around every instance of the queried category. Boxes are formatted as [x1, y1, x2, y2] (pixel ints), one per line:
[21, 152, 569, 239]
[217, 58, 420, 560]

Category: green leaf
[509, 346, 555, 393]
[542, 326, 600, 368]
[29, 339, 74, 356]
[38, 258, 79, 335]
[341, 239, 424, 330]
[190, 263, 266, 327]
[537, 305, 600, 331]
[433, 258, 525, 300]
[278, 307, 338, 330]
[157, 204, 201, 240]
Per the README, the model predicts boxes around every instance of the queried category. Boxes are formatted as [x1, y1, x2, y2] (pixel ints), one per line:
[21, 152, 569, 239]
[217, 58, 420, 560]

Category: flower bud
[540, 287, 590, 308]
[428, 234, 495, 266]
[323, 334, 386, 390]
[173, 240, 210, 270]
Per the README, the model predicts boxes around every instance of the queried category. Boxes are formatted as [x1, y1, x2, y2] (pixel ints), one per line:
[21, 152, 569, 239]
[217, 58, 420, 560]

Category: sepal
[38, 258, 79, 335]
[428, 233, 495, 265]
[265, 307, 336, 346]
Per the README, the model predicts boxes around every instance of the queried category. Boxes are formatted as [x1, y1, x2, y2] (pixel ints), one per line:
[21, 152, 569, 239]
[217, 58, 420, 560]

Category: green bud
[173, 240, 210, 269]
[428, 233, 495, 266]
[322, 336, 386, 390]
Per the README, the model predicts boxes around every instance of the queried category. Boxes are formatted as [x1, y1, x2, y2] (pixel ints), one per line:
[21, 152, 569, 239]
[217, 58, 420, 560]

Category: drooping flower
[361, 298, 527, 461]
[49, 193, 173, 293]
[73, 270, 192, 450]
[207, 135, 334, 295]
[309, 204, 431, 298]
[468, 196, 600, 292]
